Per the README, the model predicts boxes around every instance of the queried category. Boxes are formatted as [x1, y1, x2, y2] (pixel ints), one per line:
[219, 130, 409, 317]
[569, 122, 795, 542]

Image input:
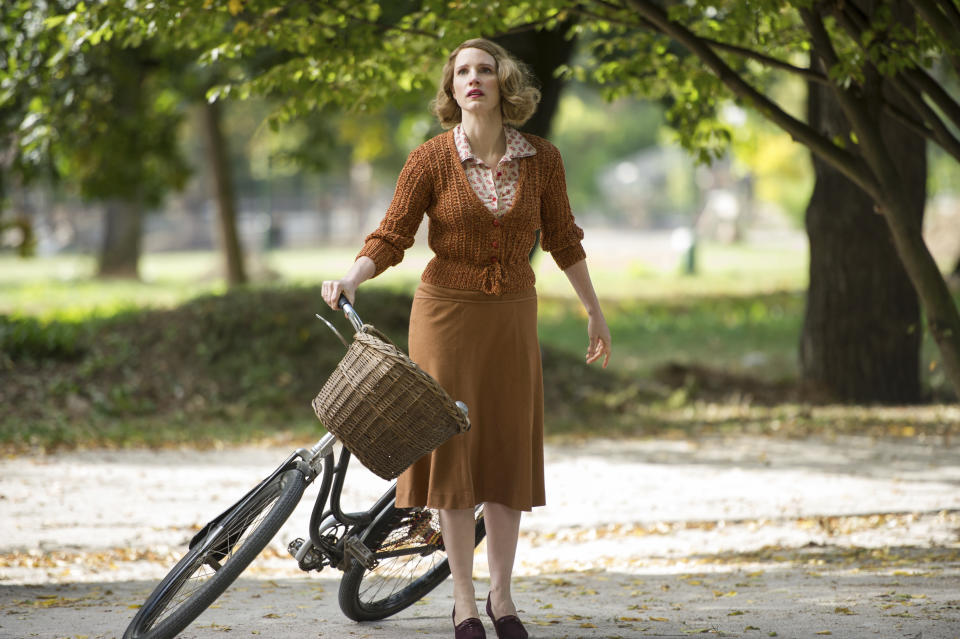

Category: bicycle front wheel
[338, 504, 485, 622]
[124, 468, 307, 639]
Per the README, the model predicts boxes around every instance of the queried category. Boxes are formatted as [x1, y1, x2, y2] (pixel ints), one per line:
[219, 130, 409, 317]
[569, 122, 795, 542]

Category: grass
[0, 238, 808, 316]
[1, 240, 809, 381]
[538, 292, 804, 382]
[1, 239, 956, 452]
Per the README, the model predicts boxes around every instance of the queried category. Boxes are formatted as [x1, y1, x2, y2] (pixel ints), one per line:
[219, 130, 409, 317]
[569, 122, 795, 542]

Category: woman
[322, 38, 611, 639]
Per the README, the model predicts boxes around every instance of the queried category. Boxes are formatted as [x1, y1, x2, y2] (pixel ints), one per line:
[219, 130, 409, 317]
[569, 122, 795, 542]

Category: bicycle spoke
[354, 509, 448, 606]
[147, 486, 282, 627]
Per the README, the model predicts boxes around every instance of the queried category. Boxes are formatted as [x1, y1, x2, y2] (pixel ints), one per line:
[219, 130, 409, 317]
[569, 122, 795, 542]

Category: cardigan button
[492, 241, 499, 248]
[492, 219, 500, 227]
[490, 256, 499, 263]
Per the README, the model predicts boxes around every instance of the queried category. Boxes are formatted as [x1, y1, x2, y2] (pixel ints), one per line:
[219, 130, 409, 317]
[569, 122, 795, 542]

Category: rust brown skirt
[395, 282, 545, 512]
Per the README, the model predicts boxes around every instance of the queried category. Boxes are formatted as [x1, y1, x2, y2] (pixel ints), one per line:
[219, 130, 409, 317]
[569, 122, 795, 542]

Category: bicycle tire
[123, 468, 307, 639]
[337, 504, 485, 622]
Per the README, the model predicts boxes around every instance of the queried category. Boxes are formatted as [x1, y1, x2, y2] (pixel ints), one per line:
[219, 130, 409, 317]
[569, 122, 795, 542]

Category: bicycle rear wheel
[338, 504, 485, 622]
[124, 469, 307, 639]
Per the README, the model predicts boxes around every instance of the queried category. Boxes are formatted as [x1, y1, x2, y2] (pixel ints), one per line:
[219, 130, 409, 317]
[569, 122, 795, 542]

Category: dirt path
[2, 434, 959, 638]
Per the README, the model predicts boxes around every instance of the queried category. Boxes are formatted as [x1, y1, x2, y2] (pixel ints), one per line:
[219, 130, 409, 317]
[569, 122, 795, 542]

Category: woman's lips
[467, 89, 484, 97]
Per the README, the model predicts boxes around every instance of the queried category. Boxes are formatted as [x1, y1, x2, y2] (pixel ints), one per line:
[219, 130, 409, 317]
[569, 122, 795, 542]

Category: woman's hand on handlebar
[322, 279, 357, 311]
[322, 257, 376, 311]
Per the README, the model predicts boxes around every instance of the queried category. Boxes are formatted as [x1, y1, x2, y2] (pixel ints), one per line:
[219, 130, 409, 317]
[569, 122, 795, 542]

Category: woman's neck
[460, 111, 506, 167]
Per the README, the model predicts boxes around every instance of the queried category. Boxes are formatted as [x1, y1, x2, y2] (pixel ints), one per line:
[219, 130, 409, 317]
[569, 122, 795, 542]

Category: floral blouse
[453, 124, 537, 216]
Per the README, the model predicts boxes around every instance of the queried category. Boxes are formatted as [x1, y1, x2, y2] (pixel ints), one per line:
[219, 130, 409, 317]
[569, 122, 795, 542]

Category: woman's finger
[586, 336, 610, 368]
[322, 281, 342, 310]
[331, 283, 343, 310]
[586, 337, 602, 364]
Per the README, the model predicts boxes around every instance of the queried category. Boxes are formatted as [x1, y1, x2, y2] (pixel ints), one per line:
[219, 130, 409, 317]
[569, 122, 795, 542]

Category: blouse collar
[453, 124, 537, 166]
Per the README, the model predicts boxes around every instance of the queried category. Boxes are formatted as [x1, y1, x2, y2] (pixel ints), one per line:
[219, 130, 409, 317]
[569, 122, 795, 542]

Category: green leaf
[43, 15, 68, 29]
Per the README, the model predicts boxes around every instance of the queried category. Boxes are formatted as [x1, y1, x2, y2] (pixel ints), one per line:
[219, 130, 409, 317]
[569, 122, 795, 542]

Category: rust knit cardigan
[357, 129, 586, 296]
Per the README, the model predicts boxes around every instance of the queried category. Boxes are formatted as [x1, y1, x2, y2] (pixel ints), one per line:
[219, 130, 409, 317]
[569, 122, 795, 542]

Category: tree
[2, 1, 189, 278]
[48, 0, 960, 398]
[551, 0, 960, 399]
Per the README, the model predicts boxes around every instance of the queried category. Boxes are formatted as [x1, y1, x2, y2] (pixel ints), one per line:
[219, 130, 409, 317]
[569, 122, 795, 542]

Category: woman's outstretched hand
[586, 313, 612, 368]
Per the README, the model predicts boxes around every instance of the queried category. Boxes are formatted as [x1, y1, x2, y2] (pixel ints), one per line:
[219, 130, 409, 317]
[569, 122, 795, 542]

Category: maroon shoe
[453, 607, 486, 639]
[486, 594, 528, 639]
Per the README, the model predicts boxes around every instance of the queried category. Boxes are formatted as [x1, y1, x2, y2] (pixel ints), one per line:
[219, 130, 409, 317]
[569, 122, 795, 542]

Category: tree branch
[623, 0, 883, 202]
[830, 4, 960, 165]
[832, 0, 959, 110]
[882, 99, 938, 142]
[798, 6, 913, 215]
[567, 6, 657, 32]
[931, 0, 960, 35]
[889, 74, 960, 164]
[901, 67, 960, 133]
[571, 5, 831, 85]
[698, 35, 830, 84]
[912, 0, 960, 76]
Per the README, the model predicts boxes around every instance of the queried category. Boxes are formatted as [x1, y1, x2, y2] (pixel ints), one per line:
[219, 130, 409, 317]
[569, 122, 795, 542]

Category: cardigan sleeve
[357, 148, 432, 276]
[539, 147, 586, 270]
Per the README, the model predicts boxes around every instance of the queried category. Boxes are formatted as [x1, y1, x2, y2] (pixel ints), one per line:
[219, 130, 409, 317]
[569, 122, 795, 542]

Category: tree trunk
[202, 98, 247, 286]
[495, 22, 577, 138]
[881, 190, 960, 399]
[833, 0, 960, 399]
[98, 198, 143, 278]
[96, 53, 144, 279]
[800, 70, 924, 402]
[496, 24, 577, 260]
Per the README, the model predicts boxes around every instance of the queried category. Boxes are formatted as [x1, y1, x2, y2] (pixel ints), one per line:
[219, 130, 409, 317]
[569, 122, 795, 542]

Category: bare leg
[483, 501, 522, 618]
[440, 508, 480, 625]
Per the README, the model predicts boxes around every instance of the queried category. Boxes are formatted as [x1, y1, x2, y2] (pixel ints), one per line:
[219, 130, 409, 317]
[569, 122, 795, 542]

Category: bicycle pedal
[344, 535, 377, 570]
[287, 537, 305, 556]
[287, 538, 325, 572]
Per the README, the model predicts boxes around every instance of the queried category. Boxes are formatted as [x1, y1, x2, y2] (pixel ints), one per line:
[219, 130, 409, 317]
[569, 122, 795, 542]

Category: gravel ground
[2, 434, 959, 639]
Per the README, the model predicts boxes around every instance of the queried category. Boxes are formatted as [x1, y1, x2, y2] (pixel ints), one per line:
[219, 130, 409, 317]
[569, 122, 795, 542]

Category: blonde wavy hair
[432, 38, 541, 129]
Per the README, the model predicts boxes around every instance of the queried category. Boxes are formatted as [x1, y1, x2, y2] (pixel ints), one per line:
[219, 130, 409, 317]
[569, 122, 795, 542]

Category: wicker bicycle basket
[312, 324, 470, 480]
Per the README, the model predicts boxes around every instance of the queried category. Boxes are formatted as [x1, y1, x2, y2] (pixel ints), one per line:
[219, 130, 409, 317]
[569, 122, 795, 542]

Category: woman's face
[451, 47, 500, 118]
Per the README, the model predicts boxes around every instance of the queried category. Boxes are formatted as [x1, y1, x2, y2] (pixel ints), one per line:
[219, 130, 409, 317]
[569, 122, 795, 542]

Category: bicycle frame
[300, 439, 399, 573]
[190, 297, 402, 575]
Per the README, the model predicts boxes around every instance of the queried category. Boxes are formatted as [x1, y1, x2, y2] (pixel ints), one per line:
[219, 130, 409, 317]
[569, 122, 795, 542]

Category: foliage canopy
[4, 0, 960, 396]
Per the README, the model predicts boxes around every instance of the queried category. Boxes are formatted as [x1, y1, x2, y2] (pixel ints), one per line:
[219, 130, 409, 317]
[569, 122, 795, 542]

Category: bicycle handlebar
[338, 294, 364, 334]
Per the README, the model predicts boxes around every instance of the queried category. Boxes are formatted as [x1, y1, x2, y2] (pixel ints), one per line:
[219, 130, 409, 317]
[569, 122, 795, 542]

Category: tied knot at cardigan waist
[422, 257, 533, 296]
[480, 262, 504, 296]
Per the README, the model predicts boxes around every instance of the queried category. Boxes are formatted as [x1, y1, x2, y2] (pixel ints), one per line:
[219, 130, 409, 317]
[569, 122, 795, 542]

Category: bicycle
[123, 299, 484, 639]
